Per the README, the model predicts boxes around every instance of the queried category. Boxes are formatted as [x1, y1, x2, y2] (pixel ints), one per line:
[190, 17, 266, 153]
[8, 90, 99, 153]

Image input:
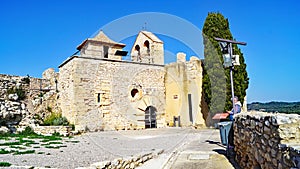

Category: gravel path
[1, 127, 215, 169]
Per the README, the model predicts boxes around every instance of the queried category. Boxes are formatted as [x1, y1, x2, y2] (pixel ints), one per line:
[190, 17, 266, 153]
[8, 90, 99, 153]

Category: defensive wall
[234, 111, 300, 169]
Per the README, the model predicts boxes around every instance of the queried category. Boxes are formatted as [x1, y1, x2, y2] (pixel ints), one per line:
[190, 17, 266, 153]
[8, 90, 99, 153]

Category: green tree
[202, 12, 249, 117]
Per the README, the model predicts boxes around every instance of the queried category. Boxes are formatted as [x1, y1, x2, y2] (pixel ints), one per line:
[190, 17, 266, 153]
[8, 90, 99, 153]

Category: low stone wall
[76, 149, 163, 169]
[234, 111, 300, 169]
[33, 126, 72, 136]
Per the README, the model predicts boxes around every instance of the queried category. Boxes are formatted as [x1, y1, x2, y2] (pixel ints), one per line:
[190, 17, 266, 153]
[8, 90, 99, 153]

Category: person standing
[229, 96, 242, 121]
[227, 96, 242, 155]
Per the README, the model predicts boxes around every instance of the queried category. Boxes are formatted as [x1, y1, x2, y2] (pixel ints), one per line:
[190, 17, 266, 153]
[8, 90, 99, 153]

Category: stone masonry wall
[165, 55, 205, 127]
[130, 31, 164, 65]
[0, 74, 56, 132]
[59, 57, 165, 132]
[33, 126, 72, 136]
[234, 111, 300, 169]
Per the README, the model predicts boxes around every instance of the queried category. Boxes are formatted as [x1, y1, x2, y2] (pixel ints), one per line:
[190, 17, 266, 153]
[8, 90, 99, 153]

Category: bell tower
[130, 31, 164, 65]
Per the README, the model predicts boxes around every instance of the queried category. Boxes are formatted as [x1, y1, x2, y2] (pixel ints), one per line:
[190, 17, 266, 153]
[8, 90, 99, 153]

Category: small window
[97, 93, 101, 103]
[131, 89, 139, 98]
[104, 46, 109, 58]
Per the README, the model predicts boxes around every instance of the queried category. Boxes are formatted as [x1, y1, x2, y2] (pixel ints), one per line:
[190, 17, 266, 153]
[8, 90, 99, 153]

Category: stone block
[176, 52, 186, 62]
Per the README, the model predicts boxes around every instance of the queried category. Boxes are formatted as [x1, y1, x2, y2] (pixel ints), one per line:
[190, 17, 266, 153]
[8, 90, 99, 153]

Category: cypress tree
[202, 12, 249, 120]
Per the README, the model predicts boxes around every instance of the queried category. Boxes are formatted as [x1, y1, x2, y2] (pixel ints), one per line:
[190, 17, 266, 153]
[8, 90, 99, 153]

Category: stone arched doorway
[145, 106, 157, 128]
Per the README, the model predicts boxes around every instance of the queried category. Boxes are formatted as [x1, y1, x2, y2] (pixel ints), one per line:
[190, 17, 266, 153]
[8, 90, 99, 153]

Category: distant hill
[247, 101, 300, 114]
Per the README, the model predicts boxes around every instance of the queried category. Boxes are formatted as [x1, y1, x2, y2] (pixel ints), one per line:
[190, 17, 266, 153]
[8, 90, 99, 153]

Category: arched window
[144, 40, 150, 49]
[135, 45, 140, 51]
[134, 45, 141, 61]
[144, 40, 150, 55]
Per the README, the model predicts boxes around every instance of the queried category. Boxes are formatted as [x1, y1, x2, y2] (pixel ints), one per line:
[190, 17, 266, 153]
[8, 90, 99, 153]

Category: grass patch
[44, 144, 67, 149]
[9, 145, 26, 150]
[0, 141, 22, 146]
[41, 136, 62, 142]
[16, 137, 39, 147]
[48, 141, 63, 144]
[66, 140, 80, 143]
[0, 137, 12, 141]
[44, 145, 60, 149]
[0, 162, 12, 167]
[0, 126, 68, 153]
[13, 150, 35, 155]
[0, 149, 12, 154]
[41, 141, 63, 146]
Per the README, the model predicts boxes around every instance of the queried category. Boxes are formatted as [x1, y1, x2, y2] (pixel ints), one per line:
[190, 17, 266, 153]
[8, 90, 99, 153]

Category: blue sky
[0, 0, 299, 103]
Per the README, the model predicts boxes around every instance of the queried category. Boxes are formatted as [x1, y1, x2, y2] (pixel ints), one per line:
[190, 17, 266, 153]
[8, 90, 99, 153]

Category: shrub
[19, 126, 37, 136]
[21, 76, 30, 84]
[52, 117, 69, 126]
[43, 112, 69, 126]
[70, 124, 75, 131]
[15, 88, 26, 100]
[7, 87, 26, 100]
[7, 88, 15, 95]
[47, 106, 52, 113]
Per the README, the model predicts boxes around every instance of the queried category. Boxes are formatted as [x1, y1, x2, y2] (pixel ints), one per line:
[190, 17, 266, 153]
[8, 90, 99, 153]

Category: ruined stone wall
[58, 57, 165, 131]
[165, 55, 205, 127]
[0, 74, 55, 132]
[33, 126, 72, 136]
[234, 111, 300, 169]
[0, 74, 30, 131]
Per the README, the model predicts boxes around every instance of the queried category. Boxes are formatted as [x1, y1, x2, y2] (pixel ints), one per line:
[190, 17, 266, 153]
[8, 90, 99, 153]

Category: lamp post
[214, 37, 247, 113]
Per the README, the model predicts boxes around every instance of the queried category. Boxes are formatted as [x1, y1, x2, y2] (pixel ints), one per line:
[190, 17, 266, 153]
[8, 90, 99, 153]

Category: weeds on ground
[0, 149, 11, 154]
[0, 126, 73, 155]
[13, 150, 35, 155]
[0, 162, 11, 167]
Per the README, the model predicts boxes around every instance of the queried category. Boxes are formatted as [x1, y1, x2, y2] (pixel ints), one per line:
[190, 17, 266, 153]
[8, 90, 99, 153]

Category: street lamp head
[214, 37, 247, 46]
[219, 42, 229, 54]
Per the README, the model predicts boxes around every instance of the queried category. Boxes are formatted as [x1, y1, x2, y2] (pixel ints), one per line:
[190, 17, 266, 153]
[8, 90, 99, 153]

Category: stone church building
[58, 30, 205, 131]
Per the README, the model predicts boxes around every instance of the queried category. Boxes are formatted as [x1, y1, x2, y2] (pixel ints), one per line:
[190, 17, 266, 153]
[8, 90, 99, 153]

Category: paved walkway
[2, 127, 240, 169]
[139, 128, 240, 169]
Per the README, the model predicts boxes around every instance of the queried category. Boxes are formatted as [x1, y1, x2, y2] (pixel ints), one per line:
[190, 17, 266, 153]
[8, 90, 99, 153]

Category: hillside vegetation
[247, 102, 300, 114]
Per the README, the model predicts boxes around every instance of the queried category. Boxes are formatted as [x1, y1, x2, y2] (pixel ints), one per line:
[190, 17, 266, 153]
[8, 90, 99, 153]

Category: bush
[7, 87, 26, 100]
[43, 112, 69, 126]
[7, 88, 15, 95]
[19, 126, 37, 136]
[21, 76, 30, 84]
[47, 106, 52, 112]
[15, 88, 26, 100]
[52, 117, 69, 126]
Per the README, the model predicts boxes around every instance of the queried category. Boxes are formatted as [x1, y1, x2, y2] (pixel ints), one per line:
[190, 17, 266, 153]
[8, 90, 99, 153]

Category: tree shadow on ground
[205, 140, 241, 169]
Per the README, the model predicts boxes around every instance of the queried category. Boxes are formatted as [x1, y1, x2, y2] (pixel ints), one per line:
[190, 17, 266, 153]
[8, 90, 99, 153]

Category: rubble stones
[0, 126, 9, 134]
[79, 149, 163, 169]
